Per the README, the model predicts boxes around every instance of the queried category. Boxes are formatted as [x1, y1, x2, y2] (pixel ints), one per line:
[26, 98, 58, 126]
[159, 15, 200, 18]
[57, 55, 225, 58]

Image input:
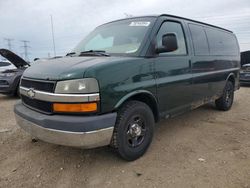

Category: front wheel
[111, 101, 155, 161]
[215, 81, 234, 111]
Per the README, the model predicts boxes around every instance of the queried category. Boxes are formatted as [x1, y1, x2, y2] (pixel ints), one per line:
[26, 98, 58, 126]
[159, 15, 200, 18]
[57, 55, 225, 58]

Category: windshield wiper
[66, 52, 76, 56]
[79, 50, 110, 57]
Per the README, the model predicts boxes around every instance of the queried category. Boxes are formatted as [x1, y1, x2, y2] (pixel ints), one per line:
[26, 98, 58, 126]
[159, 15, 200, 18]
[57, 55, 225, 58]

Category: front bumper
[14, 102, 117, 148]
[0, 79, 12, 94]
[0, 75, 20, 94]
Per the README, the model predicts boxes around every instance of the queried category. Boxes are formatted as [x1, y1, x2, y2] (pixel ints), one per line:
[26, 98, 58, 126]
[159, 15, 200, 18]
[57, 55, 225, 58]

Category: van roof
[102, 14, 233, 33]
[159, 14, 233, 33]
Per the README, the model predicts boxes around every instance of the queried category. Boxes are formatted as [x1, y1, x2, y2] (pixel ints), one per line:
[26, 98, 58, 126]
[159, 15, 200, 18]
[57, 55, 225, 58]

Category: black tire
[111, 100, 155, 161]
[14, 80, 21, 97]
[15, 85, 20, 97]
[215, 81, 234, 111]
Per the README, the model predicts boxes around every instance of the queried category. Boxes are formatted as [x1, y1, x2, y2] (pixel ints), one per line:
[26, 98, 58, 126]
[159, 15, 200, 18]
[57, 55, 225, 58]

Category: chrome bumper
[19, 86, 100, 102]
[15, 114, 114, 148]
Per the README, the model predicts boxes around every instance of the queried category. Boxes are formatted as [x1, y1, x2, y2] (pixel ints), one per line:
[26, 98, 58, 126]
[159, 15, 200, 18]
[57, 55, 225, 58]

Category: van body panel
[185, 21, 240, 108]
[84, 58, 157, 113]
[14, 14, 241, 150]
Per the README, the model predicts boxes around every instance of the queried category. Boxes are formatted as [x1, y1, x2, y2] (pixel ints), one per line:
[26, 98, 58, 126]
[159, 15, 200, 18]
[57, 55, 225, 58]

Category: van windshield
[72, 17, 155, 56]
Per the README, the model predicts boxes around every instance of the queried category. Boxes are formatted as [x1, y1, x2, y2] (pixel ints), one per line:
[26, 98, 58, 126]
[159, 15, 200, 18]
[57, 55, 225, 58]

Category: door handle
[189, 60, 192, 68]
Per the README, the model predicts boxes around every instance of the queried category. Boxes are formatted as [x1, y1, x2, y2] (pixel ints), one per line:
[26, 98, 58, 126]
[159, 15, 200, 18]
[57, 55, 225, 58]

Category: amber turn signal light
[53, 103, 97, 113]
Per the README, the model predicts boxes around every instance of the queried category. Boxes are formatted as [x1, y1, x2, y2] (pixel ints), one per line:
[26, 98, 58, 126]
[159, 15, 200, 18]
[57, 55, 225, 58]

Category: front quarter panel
[84, 58, 156, 113]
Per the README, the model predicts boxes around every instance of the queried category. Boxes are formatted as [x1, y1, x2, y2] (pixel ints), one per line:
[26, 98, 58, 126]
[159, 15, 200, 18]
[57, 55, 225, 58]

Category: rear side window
[156, 21, 187, 55]
[189, 24, 209, 56]
[205, 28, 239, 56]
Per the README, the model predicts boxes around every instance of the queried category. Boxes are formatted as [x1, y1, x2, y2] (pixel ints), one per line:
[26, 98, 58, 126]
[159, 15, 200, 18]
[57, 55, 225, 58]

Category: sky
[0, 0, 250, 61]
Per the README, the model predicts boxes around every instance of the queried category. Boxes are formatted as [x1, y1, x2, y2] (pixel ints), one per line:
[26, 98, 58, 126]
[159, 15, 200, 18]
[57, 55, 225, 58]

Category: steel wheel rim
[126, 115, 146, 148]
[225, 87, 233, 105]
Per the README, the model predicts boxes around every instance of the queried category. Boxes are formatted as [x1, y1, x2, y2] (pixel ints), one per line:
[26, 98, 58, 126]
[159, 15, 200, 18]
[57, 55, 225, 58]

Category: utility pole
[50, 15, 56, 57]
[4, 38, 14, 50]
[20, 40, 30, 61]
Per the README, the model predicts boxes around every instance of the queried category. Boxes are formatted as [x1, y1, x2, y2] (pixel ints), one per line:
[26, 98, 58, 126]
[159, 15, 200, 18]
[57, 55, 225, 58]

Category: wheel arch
[226, 73, 236, 87]
[114, 90, 159, 122]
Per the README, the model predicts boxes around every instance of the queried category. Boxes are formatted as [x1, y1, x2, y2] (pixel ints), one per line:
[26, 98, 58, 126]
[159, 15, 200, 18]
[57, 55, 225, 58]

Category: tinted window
[156, 21, 187, 55]
[0, 62, 11, 67]
[189, 24, 209, 56]
[205, 28, 239, 56]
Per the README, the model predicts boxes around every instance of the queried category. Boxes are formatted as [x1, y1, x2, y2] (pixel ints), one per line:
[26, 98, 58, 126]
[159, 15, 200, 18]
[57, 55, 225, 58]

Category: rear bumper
[14, 102, 117, 148]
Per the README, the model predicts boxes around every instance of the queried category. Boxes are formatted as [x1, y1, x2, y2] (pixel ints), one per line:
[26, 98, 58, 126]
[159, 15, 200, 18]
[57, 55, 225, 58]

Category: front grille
[21, 78, 55, 92]
[20, 78, 56, 113]
[21, 95, 53, 114]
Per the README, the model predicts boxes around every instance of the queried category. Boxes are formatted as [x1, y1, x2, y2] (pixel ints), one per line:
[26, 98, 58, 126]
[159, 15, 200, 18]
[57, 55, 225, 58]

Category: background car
[241, 50, 250, 66]
[240, 63, 250, 84]
[0, 49, 29, 96]
[0, 61, 16, 72]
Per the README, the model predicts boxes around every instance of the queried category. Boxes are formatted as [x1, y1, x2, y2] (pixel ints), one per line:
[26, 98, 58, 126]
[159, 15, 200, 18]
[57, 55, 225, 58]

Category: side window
[156, 21, 187, 55]
[189, 24, 209, 56]
[205, 28, 239, 56]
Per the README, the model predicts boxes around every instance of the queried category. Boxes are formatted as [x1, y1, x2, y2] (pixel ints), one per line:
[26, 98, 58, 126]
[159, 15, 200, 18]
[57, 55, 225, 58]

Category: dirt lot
[0, 87, 250, 188]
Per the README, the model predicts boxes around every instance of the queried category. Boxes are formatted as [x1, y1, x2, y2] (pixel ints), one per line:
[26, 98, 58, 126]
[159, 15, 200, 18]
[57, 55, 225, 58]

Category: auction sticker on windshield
[129, 22, 150, 26]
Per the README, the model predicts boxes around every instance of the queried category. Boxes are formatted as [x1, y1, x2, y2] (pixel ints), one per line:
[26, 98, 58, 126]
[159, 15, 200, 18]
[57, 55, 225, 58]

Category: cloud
[0, 0, 249, 60]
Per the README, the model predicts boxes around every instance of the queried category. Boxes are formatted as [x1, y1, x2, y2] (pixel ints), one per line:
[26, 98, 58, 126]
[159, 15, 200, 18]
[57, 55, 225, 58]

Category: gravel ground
[0, 87, 250, 188]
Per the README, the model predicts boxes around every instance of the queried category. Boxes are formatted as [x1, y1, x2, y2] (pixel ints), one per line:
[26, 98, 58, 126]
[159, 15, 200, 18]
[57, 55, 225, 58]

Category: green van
[14, 14, 240, 161]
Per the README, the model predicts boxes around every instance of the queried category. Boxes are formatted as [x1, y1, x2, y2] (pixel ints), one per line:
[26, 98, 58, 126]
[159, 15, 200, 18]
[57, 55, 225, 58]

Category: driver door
[154, 20, 193, 116]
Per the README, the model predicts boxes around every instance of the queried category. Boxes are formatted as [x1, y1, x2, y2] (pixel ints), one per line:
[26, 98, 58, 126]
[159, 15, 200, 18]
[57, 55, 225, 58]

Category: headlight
[0, 72, 16, 77]
[55, 78, 99, 94]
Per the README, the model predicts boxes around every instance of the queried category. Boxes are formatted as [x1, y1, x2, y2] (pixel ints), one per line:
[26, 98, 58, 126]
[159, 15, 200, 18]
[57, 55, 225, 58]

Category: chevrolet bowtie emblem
[27, 88, 35, 99]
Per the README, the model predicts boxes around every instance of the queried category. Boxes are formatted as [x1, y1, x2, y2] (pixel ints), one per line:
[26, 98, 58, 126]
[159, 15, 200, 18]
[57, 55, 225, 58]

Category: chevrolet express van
[14, 14, 240, 161]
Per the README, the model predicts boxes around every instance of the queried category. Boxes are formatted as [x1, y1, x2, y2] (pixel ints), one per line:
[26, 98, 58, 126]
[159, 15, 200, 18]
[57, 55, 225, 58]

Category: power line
[4, 38, 14, 50]
[20, 40, 30, 61]
[50, 15, 56, 57]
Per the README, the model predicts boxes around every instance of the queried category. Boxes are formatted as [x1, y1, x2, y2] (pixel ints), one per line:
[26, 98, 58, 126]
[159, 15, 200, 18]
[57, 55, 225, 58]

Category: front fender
[114, 90, 157, 109]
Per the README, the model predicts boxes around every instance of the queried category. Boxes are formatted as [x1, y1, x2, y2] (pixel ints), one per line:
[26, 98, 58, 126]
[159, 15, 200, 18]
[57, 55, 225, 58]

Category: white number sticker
[129, 22, 150, 27]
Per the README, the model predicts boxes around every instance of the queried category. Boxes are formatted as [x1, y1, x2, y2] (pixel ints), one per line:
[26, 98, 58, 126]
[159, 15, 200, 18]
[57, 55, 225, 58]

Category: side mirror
[156, 33, 178, 54]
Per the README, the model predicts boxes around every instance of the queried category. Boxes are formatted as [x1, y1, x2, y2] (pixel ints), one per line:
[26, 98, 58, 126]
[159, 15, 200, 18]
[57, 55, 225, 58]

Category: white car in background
[0, 61, 16, 72]
[0, 49, 30, 96]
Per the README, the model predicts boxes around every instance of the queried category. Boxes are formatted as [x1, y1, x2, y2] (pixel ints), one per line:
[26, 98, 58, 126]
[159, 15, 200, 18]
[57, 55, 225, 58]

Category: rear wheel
[111, 101, 154, 161]
[215, 81, 234, 111]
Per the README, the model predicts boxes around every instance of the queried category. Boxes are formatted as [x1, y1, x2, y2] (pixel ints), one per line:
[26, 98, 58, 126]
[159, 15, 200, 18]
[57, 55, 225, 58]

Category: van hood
[0, 49, 29, 68]
[23, 56, 136, 80]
